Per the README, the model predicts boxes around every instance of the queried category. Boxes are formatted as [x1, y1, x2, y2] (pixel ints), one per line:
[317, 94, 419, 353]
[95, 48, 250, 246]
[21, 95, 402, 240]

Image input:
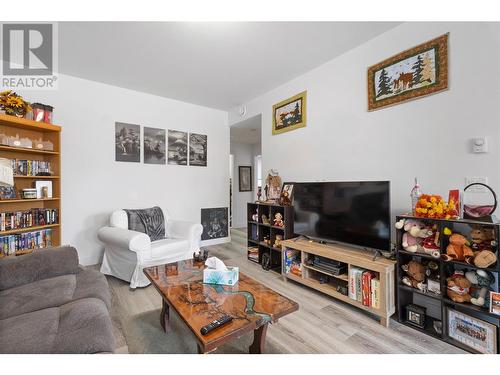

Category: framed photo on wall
[447, 308, 497, 354]
[189, 133, 207, 167]
[239, 166, 252, 192]
[367, 33, 448, 111]
[115, 122, 140, 162]
[272, 91, 307, 135]
[144, 127, 166, 165]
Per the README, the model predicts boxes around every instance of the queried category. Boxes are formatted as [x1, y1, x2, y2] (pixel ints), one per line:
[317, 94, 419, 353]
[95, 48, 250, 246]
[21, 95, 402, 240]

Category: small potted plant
[0, 90, 31, 118]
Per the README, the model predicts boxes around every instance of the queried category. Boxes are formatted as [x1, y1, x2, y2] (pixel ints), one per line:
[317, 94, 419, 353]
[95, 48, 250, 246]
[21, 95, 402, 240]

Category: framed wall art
[238, 166, 252, 192]
[272, 91, 306, 135]
[447, 308, 497, 354]
[201, 207, 228, 241]
[367, 33, 448, 111]
[115, 122, 140, 162]
[189, 133, 207, 167]
[144, 127, 166, 165]
[167, 130, 188, 165]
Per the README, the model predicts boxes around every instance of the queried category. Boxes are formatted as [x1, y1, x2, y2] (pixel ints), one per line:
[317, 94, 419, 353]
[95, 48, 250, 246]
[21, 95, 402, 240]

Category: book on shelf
[0, 228, 53, 256]
[371, 278, 381, 309]
[285, 249, 301, 275]
[0, 208, 58, 231]
[349, 266, 380, 308]
[9, 158, 52, 176]
[362, 271, 376, 307]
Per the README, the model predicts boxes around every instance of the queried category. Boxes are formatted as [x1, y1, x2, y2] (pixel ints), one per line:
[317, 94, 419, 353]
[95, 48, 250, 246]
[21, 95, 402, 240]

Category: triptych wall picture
[115, 122, 207, 166]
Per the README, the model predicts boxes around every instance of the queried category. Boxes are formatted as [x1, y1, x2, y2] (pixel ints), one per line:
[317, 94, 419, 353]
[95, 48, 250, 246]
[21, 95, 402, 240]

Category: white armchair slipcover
[98, 208, 203, 288]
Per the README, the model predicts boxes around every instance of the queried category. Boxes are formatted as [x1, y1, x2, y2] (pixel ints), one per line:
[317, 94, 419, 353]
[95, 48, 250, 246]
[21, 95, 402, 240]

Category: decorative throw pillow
[124, 206, 165, 241]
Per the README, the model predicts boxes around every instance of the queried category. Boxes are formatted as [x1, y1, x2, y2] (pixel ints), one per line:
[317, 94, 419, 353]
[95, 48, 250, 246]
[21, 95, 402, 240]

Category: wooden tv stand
[281, 238, 396, 327]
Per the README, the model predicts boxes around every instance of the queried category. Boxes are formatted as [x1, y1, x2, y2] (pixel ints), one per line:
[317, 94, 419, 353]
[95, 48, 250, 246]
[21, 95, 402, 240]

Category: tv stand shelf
[281, 238, 396, 327]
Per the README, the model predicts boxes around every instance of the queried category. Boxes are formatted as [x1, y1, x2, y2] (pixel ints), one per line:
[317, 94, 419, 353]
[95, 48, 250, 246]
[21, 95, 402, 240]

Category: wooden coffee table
[144, 259, 298, 354]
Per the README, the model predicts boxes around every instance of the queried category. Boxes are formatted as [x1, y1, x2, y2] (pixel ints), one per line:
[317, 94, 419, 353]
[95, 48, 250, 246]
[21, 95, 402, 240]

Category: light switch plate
[465, 176, 488, 192]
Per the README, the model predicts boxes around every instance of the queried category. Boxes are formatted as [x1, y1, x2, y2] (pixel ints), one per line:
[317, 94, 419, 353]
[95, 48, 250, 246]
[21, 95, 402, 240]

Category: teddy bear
[446, 270, 472, 303]
[469, 226, 497, 268]
[401, 260, 426, 291]
[273, 212, 284, 227]
[466, 269, 495, 307]
[395, 219, 439, 258]
[274, 234, 283, 248]
[442, 232, 474, 263]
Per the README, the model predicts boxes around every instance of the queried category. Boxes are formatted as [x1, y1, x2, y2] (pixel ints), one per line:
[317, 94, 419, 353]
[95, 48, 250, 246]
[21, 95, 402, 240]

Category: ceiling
[230, 114, 261, 145]
[58, 22, 400, 110]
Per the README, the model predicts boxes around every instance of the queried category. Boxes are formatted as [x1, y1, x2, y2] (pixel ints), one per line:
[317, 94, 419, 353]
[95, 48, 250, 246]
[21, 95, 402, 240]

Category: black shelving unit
[396, 214, 500, 354]
[247, 202, 294, 273]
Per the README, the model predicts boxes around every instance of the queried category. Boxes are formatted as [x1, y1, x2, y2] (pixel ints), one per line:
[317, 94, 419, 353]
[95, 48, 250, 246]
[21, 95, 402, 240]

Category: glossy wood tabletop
[144, 259, 298, 352]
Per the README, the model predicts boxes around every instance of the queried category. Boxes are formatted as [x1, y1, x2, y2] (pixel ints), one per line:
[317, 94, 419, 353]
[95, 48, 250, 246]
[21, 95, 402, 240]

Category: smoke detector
[238, 105, 247, 117]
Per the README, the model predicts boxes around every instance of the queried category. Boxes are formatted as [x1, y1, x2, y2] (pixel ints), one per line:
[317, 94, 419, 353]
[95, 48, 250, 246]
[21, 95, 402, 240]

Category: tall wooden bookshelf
[0, 114, 61, 256]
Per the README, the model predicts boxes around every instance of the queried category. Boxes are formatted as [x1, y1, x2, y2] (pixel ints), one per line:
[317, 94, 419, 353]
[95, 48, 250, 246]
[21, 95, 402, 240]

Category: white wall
[230, 142, 260, 228]
[229, 22, 500, 226]
[26, 73, 228, 265]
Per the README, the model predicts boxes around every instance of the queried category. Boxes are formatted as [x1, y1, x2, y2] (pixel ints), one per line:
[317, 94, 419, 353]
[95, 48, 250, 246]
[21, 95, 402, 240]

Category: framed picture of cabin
[272, 91, 307, 135]
[367, 34, 448, 111]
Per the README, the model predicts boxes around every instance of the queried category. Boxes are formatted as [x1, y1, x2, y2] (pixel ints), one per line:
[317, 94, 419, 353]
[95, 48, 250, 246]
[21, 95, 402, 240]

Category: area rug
[118, 308, 282, 354]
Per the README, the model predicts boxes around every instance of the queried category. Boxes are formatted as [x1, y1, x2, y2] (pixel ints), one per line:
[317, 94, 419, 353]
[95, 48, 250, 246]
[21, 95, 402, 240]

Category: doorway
[229, 114, 262, 229]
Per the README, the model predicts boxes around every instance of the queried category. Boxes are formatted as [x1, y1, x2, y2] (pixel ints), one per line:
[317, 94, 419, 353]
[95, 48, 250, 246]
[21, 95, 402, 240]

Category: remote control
[200, 314, 233, 335]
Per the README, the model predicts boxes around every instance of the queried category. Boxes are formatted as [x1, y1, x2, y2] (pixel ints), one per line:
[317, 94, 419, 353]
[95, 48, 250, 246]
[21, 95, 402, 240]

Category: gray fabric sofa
[0, 246, 115, 354]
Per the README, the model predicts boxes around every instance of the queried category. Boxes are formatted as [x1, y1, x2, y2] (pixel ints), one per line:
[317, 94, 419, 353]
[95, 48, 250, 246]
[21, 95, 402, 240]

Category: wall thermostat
[472, 137, 488, 153]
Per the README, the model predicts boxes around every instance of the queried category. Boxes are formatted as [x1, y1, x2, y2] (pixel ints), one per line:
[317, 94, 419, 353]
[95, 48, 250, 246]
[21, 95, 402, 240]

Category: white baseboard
[201, 236, 231, 247]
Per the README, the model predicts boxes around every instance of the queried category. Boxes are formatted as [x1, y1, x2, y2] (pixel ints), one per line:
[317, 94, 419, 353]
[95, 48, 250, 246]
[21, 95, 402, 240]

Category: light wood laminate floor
[107, 228, 464, 354]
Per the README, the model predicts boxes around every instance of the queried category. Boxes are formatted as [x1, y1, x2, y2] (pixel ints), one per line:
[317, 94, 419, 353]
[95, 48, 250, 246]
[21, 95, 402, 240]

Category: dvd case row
[0, 209, 58, 232]
[0, 229, 53, 256]
[9, 158, 52, 176]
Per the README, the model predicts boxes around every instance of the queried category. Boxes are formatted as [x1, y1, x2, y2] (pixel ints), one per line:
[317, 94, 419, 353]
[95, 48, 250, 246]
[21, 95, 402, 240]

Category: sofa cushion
[124, 206, 165, 241]
[0, 298, 115, 354]
[73, 268, 111, 309]
[150, 238, 189, 260]
[0, 274, 75, 320]
[0, 269, 110, 320]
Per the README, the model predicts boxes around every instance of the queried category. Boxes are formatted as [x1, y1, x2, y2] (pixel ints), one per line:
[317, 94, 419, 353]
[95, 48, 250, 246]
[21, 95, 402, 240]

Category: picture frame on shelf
[279, 183, 294, 206]
[0, 185, 17, 200]
[367, 34, 448, 111]
[405, 304, 426, 328]
[272, 91, 306, 135]
[447, 308, 497, 354]
[238, 166, 252, 192]
[35, 180, 53, 199]
[490, 291, 500, 316]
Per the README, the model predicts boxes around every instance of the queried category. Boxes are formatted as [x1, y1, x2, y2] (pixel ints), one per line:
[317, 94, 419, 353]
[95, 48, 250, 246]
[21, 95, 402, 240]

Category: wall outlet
[465, 176, 488, 192]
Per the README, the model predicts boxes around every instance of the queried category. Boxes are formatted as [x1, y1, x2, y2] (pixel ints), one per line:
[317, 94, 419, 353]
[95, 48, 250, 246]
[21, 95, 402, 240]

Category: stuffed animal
[446, 270, 472, 303]
[396, 219, 439, 257]
[469, 226, 497, 268]
[252, 209, 259, 222]
[442, 233, 474, 263]
[396, 219, 427, 252]
[466, 269, 495, 307]
[274, 235, 283, 248]
[273, 212, 284, 227]
[401, 260, 426, 291]
[261, 214, 270, 225]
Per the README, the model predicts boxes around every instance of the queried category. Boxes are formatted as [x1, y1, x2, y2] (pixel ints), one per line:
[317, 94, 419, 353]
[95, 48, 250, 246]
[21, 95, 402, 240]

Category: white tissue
[205, 256, 228, 271]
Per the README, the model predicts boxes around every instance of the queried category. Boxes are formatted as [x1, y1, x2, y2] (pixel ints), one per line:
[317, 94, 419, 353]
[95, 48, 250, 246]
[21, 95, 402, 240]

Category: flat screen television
[292, 181, 390, 252]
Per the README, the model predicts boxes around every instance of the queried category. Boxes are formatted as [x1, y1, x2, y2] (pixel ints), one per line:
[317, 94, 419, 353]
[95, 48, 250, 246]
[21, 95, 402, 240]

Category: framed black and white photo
[201, 207, 228, 241]
[238, 166, 252, 192]
[144, 127, 166, 164]
[167, 130, 188, 165]
[115, 122, 140, 162]
[189, 133, 207, 167]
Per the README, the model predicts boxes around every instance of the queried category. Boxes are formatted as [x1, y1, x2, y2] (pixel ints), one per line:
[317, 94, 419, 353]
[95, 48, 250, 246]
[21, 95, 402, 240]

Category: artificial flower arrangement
[414, 194, 459, 219]
[0, 90, 31, 118]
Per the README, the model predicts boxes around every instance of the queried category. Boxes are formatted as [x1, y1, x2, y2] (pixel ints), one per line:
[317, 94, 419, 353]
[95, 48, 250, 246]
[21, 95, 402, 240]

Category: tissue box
[203, 267, 239, 286]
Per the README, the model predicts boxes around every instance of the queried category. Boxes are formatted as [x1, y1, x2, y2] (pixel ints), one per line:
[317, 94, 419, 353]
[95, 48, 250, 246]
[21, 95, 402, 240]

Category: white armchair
[98, 208, 203, 288]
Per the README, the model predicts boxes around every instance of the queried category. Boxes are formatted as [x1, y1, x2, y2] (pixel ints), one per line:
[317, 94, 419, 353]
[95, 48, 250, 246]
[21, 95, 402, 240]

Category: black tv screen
[292, 181, 390, 252]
